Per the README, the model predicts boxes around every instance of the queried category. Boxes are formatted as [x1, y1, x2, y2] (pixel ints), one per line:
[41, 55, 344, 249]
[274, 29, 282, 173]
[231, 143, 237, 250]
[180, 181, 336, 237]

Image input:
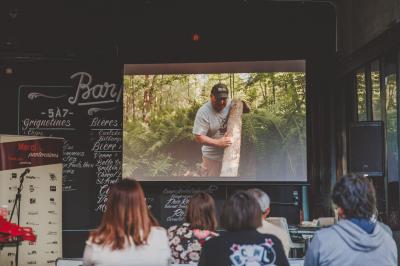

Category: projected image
[123, 61, 307, 181]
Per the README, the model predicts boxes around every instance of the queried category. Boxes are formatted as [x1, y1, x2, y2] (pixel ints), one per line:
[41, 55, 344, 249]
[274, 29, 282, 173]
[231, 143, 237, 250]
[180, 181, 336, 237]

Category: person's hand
[217, 133, 233, 148]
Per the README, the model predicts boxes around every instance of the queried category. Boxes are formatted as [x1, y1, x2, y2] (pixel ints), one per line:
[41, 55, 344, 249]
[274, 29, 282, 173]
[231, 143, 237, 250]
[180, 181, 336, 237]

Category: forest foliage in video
[123, 72, 306, 179]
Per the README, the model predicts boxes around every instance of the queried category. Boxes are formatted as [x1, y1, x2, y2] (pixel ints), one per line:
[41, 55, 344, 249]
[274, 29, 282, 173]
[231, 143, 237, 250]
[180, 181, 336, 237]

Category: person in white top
[83, 179, 171, 266]
[247, 188, 291, 256]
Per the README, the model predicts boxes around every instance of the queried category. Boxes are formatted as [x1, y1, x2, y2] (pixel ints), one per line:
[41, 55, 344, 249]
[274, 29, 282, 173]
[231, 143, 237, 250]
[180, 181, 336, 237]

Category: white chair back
[266, 217, 291, 240]
[266, 217, 305, 255]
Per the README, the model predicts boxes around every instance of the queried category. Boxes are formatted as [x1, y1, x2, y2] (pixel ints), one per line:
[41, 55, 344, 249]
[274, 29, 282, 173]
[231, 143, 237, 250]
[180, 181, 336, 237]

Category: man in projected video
[193, 83, 233, 176]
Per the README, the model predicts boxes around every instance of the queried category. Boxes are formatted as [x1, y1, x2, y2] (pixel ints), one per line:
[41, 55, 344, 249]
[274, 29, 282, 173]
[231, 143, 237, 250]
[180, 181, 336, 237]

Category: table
[289, 225, 320, 254]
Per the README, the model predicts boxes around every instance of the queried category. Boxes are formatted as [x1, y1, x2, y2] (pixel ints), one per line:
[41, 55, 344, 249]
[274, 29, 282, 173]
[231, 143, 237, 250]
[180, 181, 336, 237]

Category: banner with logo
[0, 135, 63, 266]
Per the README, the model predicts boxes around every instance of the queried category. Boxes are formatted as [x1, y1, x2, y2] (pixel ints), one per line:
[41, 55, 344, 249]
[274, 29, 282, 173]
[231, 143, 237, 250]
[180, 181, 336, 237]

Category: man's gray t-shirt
[193, 100, 231, 161]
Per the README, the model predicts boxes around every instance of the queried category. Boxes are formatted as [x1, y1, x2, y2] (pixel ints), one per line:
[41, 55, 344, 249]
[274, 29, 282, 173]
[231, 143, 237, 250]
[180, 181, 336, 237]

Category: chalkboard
[18, 67, 123, 230]
[11, 62, 302, 259]
[141, 183, 226, 229]
[141, 183, 301, 229]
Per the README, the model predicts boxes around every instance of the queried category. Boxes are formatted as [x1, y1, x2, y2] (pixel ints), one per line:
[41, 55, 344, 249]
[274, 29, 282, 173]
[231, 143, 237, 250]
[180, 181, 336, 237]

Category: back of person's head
[185, 192, 217, 231]
[332, 174, 376, 219]
[247, 188, 270, 214]
[221, 191, 261, 231]
[90, 178, 157, 249]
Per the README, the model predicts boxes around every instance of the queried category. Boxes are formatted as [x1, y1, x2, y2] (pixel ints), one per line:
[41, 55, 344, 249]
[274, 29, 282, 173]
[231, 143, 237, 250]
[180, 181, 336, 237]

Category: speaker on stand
[348, 121, 387, 219]
[348, 121, 384, 176]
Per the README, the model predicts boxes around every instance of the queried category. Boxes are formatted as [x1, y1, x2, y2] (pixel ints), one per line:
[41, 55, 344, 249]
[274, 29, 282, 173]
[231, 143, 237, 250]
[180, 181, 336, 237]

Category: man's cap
[211, 83, 229, 99]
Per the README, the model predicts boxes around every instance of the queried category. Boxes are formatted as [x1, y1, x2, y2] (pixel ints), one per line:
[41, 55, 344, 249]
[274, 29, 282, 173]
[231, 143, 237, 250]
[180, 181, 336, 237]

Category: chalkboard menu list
[143, 184, 224, 228]
[18, 71, 123, 228]
[91, 126, 122, 213]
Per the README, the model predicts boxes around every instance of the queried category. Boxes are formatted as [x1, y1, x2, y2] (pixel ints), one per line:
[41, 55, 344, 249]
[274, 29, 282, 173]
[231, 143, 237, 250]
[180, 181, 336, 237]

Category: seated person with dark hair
[168, 192, 218, 264]
[199, 191, 289, 266]
[304, 174, 398, 266]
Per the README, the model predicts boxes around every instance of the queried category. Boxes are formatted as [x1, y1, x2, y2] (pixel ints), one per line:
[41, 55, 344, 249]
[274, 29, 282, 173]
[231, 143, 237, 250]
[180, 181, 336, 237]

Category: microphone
[19, 168, 30, 180]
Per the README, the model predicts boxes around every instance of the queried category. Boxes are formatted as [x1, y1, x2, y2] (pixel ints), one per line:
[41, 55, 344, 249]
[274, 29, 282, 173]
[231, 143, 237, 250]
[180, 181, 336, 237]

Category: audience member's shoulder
[203, 232, 221, 246]
[316, 224, 333, 234]
[310, 223, 340, 241]
[147, 226, 169, 246]
[377, 223, 396, 247]
[85, 235, 97, 246]
[149, 226, 168, 240]
[257, 231, 281, 242]
[377, 222, 393, 237]
[151, 226, 167, 234]
[85, 237, 94, 246]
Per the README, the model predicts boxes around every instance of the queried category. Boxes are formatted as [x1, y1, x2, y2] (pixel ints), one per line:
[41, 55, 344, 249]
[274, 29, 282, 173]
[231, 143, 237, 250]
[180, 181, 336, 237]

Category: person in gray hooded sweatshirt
[304, 174, 397, 266]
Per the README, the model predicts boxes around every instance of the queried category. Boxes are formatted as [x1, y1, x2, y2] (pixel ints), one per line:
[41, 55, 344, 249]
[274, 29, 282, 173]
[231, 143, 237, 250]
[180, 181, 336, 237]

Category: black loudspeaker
[348, 121, 384, 176]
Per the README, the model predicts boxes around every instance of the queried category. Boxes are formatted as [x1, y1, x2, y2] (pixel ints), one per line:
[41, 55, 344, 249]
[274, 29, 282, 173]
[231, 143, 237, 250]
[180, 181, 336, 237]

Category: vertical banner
[0, 135, 63, 266]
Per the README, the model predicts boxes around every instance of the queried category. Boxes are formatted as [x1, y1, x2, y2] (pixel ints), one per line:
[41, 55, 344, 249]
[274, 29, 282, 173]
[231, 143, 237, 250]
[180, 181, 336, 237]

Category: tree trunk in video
[220, 99, 243, 176]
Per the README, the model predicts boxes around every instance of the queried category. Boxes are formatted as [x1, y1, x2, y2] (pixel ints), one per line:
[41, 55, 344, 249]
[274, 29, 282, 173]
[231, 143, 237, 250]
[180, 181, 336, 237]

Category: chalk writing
[162, 185, 219, 224]
[69, 72, 122, 106]
[19, 76, 122, 228]
[166, 209, 186, 222]
[92, 128, 122, 212]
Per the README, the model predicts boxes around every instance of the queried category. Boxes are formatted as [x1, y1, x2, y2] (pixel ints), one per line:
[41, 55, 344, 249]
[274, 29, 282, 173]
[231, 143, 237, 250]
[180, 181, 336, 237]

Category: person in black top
[198, 191, 289, 266]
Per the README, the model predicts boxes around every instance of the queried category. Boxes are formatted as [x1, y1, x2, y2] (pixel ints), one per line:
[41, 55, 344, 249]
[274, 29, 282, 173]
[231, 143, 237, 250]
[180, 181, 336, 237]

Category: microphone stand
[8, 170, 28, 266]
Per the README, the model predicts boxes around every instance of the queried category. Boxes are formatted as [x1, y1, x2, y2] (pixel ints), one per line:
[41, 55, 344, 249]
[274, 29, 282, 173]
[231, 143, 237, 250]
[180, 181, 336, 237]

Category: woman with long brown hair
[167, 192, 218, 264]
[83, 179, 171, 266]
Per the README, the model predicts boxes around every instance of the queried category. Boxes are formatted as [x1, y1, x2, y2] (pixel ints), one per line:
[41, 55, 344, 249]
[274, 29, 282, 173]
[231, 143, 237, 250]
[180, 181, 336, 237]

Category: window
[383, 53, 399, 185]
[371, 60, 381, 121]
[352, 50, 400, 224]
[356, 68, 367, 121]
